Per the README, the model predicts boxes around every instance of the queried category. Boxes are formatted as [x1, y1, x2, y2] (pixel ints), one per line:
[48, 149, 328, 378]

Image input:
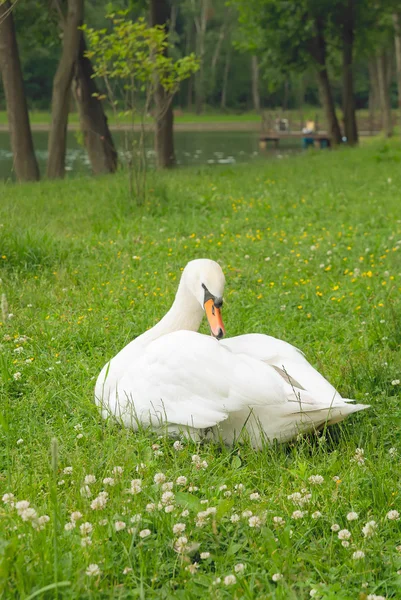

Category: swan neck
[138, 279, 204, 344]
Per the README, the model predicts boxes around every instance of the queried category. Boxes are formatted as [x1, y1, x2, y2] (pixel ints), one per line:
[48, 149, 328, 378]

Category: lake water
[0, 129, 299, 180]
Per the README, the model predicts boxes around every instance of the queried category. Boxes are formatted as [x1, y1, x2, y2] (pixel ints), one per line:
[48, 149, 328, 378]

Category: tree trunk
[394, 13, 401, 138]
[251, 56, 260, 112]
[221, 45, 231, 110]
[342, 0, 358, 145]
[150, 0, 175, 168]
[377, 51, 393, 137]
[193, 0, 209, 115]
[72, 34, 117, 174]
[368, 59, 380, 132]
[0, 1, 39, 181]
[47, 0, 83, 179]
[310, 18, 342, 145]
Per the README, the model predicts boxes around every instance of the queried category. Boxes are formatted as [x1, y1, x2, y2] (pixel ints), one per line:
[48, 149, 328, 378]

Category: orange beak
[204, 298, 225, 339]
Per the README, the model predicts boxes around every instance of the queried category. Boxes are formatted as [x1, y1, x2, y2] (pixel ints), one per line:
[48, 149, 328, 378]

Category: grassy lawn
[0, 142, 400, 599]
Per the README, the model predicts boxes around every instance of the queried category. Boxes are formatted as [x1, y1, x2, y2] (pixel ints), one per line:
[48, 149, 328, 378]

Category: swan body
[95, 259, 368, 447]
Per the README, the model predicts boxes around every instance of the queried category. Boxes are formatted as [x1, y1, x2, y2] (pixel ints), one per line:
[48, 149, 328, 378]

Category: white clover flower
[186, 562, 199, 574]
[76, 433, 84, 440]
[308, 475, 324, 485]
[248, 515, 262, 528]
[310, 589, 319, 597]
[16, 438, 24, 445]
[14, 346, 23, 354]
[213, 577, 221, 585]
[188, 485, 199, 492]
[273, 516, 285, 525]
[234, 563, 245, 573]
[74, 424, 83, 431]
[84, 474, 96, 485]
[242, 510, 253, 518]
[389, 447, 397, 457]
[80, 485, 92, 498]
[2, 493, 15, 505]
[235, 484, 245, 493]
[346, 512, 358, 521]
[250, 492, 260, 501]
[58, 480, 65, 486]
[331, 524, 340, 532]
[176, 476, 187, 486]
[332, 475, 341, 482]
[341, 540, 350, 547]
[123, 567, 133, 575]
[174, 536, 188, 553]
[312, 511, 322, 519]
[37, 515, 50, 528]
[146, 503, 156, 513]
[139, 529, 151, 538]
[362, 520, 377, 538]
[231, 513, 240, 523]
[164, 505, 174, 513]
[129, 479, 142, 495]
[386, 510, 399, 520]
[64, 522, 75, 531]
[200, 551, 210, 559]
[115, 521, 126, 532]
[366, 595, 386, 600]
[20, 508, 38, 522]
[15, 500, 30, 513]
[173, 523, 186, 535]
[90, 492, 108, 511]
[206, 507, 216, 516]
[130, 514, 141, 524]
[154, 472, 166, 484]
[112, 466, 124, 476]
[272, 573, 283, 582]
[352, 550, 365, 560]
[173, 440, 184, 451]
[13, 372, 22, 380]
[70, 511, 83, 522]
[103, 477, 115, 486]
[86, 564, 101, 577]
[224, 491, 232, 498]
[79, 522, 93, 536]
[161, 491, 175, 505]
[224, 574, 236, 585]
[391, 379, 400, 386]
[352, 448, 365, 465]
[81, 536, 92, 547]
[338, 529, 351, 540]
[292, 510, 305, 520]
[162, 481, 174, 492]
[181, 509, 189, 518]
[63, 467, 73, 475]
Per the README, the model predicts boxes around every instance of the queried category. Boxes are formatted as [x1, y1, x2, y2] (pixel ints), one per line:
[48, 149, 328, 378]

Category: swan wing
[96, 330, 292, 430]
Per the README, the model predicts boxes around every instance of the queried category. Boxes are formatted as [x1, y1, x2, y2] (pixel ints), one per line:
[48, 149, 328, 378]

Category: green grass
[0, 142, 400, 599]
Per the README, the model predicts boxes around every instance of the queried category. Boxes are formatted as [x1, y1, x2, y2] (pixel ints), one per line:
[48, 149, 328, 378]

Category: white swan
[95, 259, 368, 447]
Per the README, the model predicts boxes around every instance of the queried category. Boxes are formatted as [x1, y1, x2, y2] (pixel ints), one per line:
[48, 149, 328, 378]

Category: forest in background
[1, 0, 401, 183]
[1, 0, 400, 115]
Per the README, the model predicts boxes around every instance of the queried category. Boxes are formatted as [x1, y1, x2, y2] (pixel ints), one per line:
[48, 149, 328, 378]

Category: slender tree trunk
[72, 34, 117, 174]
[394, 13, 401, 138]
[47, 0, 83, 179]
[193, 0, 209, 114]
[209, 25, 226, 103]
[221, 45, 231, 110]
[0, 1, 39, 181]
[377, 51, 393, 137]
[310, 18, 342, 145]
[251, 56, 260, 112]
[368, 59, 380, 132]
[150, 0, 175, 168]
[342, 0, 358, 145]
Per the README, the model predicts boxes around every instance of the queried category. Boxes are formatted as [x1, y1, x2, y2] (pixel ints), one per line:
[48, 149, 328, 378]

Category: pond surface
[0, 129, 300, 180]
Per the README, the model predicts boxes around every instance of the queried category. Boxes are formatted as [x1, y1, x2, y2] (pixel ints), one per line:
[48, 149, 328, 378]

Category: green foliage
[83, 14, 199, 112]
[0, 142, 400, 597]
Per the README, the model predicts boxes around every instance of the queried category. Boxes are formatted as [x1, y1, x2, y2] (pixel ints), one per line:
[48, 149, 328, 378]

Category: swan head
[181, 259, 226, 339]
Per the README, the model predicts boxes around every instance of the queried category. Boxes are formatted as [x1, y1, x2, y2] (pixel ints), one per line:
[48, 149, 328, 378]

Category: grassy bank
[0, 143, 400, 599]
